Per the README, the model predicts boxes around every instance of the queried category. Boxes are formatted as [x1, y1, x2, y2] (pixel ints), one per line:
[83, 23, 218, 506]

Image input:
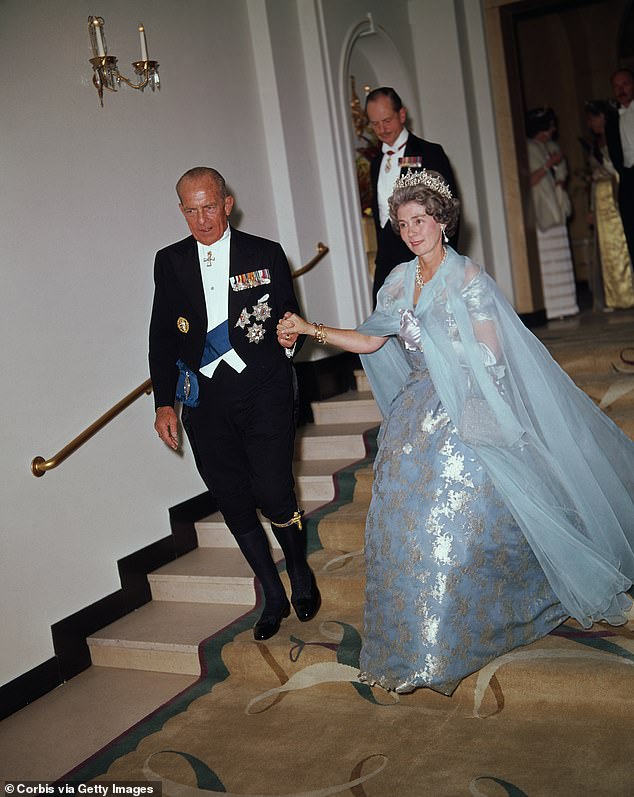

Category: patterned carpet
[65, 310, 634, 797]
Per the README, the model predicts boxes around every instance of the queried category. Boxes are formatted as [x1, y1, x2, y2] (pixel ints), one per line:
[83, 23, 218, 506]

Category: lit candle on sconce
[138, 23, 148, 61]
[93, 18, 105, 57]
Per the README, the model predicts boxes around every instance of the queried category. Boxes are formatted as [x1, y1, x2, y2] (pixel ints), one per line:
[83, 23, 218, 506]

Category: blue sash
[175, 322, 234, 407]
[200, 321, 232, 368]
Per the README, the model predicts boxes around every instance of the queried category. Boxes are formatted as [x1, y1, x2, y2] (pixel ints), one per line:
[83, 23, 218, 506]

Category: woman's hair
[388, 172, 460, 237]
[584, 100, 611, 164]
[525, 107, 556, 138]
[584, 99, 610, 118]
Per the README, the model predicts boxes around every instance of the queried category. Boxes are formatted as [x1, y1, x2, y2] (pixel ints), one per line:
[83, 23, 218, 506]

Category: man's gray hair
[176, 167, 227, 202]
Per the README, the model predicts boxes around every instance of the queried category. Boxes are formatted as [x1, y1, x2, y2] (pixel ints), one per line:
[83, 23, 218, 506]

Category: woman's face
[586, 112, 605, 136]
[535, 122, 556, 142]
[396, 201, 443, 259]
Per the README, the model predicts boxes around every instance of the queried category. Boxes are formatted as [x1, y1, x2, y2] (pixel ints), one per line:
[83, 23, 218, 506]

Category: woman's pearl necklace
[416, 246, 447, 289]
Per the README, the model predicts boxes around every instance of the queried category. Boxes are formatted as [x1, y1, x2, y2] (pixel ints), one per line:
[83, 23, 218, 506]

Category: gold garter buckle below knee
[271, 509, 304, 531]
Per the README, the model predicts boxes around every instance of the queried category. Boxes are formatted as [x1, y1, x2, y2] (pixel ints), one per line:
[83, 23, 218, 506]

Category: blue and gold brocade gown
[358, 317, 568, 696]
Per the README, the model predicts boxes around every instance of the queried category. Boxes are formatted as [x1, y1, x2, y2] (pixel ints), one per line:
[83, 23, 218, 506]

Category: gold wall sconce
[88, 16, 160, 107]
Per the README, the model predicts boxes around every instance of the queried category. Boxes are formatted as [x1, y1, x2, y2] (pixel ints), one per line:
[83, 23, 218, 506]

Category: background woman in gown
[583, 100, 634, 310]
[526, 107, 580, 319]
[277, 170, 634, 696]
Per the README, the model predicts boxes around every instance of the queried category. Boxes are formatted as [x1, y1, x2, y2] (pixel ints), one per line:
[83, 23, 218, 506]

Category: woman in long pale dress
[277, 170, 634, 696]
[584, 100, 634, 310]
[526, 107, 580, 319]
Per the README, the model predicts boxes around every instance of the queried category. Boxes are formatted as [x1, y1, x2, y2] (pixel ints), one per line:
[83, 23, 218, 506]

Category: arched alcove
[345, 23, 417, 120]
[340, 17, 418, 283]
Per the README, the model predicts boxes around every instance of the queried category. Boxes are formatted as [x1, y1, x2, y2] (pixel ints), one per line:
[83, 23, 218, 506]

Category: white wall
[0, 0, 510, 689]
[0, 0, 281, 686]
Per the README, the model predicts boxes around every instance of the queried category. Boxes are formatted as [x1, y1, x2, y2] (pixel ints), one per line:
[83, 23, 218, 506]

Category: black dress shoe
[291, 575, 321, 622]
[253, 601, 290, 640]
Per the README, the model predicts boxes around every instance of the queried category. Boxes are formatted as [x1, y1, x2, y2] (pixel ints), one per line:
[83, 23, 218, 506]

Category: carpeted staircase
[87, 372, 380, 678]
[73, 318, 634, 795]
[88, 317, 634, 682]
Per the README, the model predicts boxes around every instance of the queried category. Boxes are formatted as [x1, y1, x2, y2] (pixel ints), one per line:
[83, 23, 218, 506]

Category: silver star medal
[235, 308, 251, 328]
[251, 295, 272, 322]
[246, 323, 265, 344]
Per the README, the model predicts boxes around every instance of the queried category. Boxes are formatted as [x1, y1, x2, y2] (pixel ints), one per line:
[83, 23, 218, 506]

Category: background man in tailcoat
[366, 87, 459, 304]
[606, 68, 634, 261]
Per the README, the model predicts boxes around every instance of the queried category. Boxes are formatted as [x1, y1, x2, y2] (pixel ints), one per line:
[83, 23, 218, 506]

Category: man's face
[612, 71, 634, 108]
[178, 176, 234, 245]
[366, 96, 407, 147]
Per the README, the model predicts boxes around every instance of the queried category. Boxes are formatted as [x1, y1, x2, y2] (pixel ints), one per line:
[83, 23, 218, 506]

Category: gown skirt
[536, 225, 579, 319]
[594, 173, 634, 309]
[358, 347, 568, 695]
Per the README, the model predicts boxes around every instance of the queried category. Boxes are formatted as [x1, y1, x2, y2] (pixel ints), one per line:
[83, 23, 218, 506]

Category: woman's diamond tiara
[393, 168, 453, 200]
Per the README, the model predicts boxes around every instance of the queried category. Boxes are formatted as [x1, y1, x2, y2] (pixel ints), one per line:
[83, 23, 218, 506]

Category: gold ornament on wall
[349, 76, 380, 216]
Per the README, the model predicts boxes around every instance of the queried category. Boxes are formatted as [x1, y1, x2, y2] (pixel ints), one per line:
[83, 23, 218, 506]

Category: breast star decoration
[235, 294, 271, 343]
[246, 323, 265, 344]
[235, 308, 251, 329]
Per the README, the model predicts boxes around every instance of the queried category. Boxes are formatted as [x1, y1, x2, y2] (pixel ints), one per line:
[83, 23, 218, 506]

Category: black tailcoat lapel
[171, 236, 207, 326]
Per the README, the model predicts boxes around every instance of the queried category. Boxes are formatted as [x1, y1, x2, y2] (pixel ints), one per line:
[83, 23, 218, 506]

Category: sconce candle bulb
[138, 23, 148, 61]
[91, 17, 105, 57]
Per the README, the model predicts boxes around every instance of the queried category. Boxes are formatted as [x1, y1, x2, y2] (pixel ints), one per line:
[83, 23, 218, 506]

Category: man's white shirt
[377, 128, 409, 228]
[619, 103, 634, 168]
[197, 226, 246, 377]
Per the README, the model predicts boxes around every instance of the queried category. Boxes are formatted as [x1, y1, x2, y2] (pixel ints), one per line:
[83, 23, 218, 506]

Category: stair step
[87, 601, 252, 675]
[352, 464, 374, 503]
[311, 391, 381, 426]
[196, 502, 326, 548]
[294, 421, 376, 460]
[293, 458, 364, 501]
[354, 368, 370, 392]
[148, 548, 259, 604]
[317, 503, 368, 551]
[195, 513, 280, 550]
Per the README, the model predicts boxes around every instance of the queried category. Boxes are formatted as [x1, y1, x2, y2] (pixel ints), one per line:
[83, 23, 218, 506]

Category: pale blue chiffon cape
[358, 247, 634, 628]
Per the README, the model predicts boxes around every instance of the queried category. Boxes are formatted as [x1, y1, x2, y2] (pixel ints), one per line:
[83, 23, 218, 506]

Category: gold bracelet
[312, 322, 328, 345]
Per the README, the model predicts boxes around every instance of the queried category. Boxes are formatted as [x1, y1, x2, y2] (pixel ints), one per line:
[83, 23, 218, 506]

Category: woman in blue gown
[277, 170, 634, 696]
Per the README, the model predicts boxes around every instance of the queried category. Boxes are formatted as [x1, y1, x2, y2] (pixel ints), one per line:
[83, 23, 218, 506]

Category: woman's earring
[442, 226, 449, 244]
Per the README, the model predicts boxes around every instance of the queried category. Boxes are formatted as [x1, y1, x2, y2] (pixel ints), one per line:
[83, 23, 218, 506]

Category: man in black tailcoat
[366, 87, 459, 304]
[149, 167, 320, 640]
[606, 68, 634, 261]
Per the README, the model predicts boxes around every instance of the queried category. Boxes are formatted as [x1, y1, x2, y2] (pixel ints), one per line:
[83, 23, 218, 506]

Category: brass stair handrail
[31, 379, 153, 477]
[291, 242, 329, 278]
[31, 242, 329, 477]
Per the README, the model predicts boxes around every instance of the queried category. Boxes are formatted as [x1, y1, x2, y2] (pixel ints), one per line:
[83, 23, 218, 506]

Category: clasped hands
[277, 311, 311, 348]
[545, 150, 563, 170]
